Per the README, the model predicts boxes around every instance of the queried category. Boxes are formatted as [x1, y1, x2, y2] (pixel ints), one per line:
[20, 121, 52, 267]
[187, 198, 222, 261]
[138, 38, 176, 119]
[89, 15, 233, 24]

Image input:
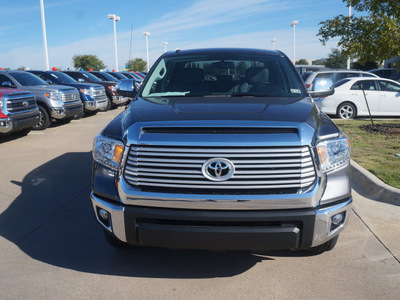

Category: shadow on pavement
[0, 152, 312, 278]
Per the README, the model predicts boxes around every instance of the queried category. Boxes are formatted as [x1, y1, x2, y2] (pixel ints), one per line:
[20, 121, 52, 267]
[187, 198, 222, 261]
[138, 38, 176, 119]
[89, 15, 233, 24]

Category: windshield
[107, 72, 127, 80]
[48, 71, 77, 84]
[91, 72, 118, 82]
[141, 53, 306, 98]
[9, 72, 48, 86]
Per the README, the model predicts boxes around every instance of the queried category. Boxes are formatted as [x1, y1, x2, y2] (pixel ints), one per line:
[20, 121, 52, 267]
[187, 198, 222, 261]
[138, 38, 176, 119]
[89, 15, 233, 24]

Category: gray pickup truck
[0, 88, 40, 135]
[0, 70, 83, 130]
[91, 48, 352, 254]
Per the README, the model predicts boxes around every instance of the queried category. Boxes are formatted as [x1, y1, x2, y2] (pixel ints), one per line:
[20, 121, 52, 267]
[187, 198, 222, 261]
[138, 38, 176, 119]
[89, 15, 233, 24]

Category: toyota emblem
[202, 158, 235, 181]
[22, 101, 29, 107]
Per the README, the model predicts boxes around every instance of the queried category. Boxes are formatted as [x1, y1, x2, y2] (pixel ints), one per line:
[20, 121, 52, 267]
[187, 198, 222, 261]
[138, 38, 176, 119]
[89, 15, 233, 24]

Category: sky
[0, 0, 350, 70]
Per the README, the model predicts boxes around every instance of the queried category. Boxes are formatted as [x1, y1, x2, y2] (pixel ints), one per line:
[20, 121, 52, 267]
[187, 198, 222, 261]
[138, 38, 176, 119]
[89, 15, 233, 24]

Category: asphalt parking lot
[1, 107, 399, 300]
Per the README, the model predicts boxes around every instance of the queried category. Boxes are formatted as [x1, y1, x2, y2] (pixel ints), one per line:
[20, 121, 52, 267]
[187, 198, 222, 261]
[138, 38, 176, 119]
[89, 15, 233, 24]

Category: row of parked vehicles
[0, 70, 145, 136]
[301, 68, 400, 119]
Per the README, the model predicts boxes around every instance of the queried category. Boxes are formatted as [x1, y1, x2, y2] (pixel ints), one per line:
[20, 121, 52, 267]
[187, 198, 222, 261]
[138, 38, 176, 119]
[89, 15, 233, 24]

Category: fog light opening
[330, 212, 345, 231]
[97, 207, 111, 228]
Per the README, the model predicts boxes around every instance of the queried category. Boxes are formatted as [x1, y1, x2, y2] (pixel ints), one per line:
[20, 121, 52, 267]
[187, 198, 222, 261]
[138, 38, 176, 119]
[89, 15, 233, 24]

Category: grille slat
[124, 145, 317, 194]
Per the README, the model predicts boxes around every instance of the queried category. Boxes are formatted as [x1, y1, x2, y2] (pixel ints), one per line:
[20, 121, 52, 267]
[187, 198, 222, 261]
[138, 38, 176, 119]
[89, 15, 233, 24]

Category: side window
[378, 80, 400, 92]
[0, 74, 16, 87]
[314, 73, 334, 82]
[335, 72, 358, 81]
[351, 80, 377, 90]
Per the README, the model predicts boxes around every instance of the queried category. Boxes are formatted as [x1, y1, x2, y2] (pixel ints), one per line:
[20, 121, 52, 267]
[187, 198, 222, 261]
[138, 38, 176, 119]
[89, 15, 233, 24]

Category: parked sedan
[316, 77, 400, 119]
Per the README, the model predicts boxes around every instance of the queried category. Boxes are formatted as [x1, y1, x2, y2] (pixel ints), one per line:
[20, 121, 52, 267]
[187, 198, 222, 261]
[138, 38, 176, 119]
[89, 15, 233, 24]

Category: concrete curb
[351, 160, 400, 204]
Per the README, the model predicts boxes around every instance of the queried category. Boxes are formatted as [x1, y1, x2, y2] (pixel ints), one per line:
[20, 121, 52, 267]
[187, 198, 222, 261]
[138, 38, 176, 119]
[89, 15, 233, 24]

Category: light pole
[108, 14, 120, 71]
[271, 38, 276, 50]
[290, 20, 299, 64]
[162, 41, 168, 53]
[40, 0, 49, 70]
[143, 32, 150, 72]
[347, 5, 351, 69]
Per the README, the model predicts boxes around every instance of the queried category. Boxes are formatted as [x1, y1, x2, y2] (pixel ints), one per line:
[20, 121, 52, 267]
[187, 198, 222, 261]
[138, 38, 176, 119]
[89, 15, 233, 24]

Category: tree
[72, 54, 106, 71]
[351, 61, 378, 71]
[126, 58, 147, 72]
[325, 48, 347, 69]
[295, 59, 309, 65]
[318, 0, 400, 65]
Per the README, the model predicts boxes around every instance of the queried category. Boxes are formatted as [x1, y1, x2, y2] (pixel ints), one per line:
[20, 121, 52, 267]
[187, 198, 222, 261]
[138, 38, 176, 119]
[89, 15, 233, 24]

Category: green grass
[334, 119, 400, 189]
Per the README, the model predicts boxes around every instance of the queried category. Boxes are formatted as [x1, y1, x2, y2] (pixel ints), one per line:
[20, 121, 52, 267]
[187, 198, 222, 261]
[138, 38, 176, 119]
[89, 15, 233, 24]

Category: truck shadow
[0, 152, 312, 279]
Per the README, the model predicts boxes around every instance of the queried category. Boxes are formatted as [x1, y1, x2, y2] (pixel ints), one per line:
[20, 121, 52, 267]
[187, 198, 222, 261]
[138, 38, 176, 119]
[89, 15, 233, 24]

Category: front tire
[33, 105, 51, 130]
[337, 103, 356, 119]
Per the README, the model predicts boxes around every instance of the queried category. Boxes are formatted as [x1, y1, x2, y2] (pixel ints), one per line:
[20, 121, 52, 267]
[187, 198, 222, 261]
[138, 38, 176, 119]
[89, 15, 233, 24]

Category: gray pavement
[1, 107, 399, 300]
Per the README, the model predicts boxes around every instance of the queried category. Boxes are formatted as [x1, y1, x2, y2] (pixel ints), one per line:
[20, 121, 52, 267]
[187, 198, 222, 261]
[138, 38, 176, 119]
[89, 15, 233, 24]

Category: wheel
[103, 230, 130, 248]
[33, 105, 51, 130]
[307, 235, 339, 254]
[100, 99, 112, 111]
[337, 103, 356, 119]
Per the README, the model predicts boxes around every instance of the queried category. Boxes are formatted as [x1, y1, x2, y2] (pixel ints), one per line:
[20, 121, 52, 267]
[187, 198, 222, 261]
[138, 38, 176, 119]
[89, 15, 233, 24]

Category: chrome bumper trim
[312, 198, 352, 247]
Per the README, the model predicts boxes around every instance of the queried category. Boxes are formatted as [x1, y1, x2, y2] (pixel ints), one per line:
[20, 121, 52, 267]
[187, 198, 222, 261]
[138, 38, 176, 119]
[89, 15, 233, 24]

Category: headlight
[317, 138, 350, 173]
[110, 85, 117, 92]
[45, 91, 59, 101]
[134, 81, 141, 91]
[92, 135, 124, 171]
[80, 88, 91, 96]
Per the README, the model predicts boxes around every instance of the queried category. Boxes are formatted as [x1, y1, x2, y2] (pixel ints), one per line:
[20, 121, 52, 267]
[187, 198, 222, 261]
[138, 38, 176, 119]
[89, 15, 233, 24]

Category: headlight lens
[134, 81, 141, 91]
[45, 91, 59, 100]
[317, 138, 350, 173]
[81, 88, 91, 96]
[111, 85, 117, 92]
[92, 135, 124, 171]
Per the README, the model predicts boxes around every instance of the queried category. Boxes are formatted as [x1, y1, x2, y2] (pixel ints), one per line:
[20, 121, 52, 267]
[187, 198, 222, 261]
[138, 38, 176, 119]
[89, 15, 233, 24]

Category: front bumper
[112, 95, 130, 105]
[51, 103, 83, 119]
[85, 98, 108, 111]
[91, 193, 352, 251]
[0, 110, 40, 134]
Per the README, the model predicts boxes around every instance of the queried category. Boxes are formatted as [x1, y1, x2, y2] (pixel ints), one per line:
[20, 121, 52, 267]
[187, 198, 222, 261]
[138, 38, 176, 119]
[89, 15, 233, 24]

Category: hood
[24, 85, 78, 93]
[0, 88, 29, 95]
[125, 96, 317, 124]
[55, 82, 101, 89]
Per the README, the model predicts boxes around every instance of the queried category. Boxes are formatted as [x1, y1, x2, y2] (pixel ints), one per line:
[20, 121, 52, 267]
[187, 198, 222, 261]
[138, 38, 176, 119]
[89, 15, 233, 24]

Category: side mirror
[308, 78, 335, 98]
[45, 79, 53, 84]
[78, 78, 85, 82]
[2, 81, 15, 88]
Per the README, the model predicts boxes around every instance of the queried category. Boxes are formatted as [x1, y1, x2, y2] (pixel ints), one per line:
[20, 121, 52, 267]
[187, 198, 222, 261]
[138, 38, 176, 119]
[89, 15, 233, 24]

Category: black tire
[100, 99, 112, 111]
[33, 105, 51, 130]
[103, 230, 130, 248]
[337, 102, 356, 119]
[307, 235, 339, 254]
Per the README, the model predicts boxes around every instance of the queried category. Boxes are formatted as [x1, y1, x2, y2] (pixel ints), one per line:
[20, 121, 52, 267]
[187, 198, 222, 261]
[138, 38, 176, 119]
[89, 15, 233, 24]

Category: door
[377, 80, 400, 116]
[349, 80, 380, 115]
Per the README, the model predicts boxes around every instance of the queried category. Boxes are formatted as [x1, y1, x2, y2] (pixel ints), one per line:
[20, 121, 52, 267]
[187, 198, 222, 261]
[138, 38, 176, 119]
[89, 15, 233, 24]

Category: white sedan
[315, 77, 400, 119]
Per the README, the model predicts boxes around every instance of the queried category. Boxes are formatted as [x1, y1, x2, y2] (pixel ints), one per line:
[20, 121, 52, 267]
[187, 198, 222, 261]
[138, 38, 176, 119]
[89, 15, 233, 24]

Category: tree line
[71, 54, 147, 71]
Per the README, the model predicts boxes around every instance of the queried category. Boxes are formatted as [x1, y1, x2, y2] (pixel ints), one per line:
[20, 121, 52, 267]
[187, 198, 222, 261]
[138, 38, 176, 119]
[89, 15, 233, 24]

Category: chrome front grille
[123, 145, 317, 194]
[5, 93, 37, 113]
[93, 87, 105, 97]
[61, 89, 80, 102]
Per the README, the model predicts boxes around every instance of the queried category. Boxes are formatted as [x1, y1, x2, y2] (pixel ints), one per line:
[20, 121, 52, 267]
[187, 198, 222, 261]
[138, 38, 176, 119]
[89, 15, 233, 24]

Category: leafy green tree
[318, 0, 400, 65]
[72, 54, 106, 71]
[17, 66, 25, 70]
[126, 58, 147, 72]
[295, 59, 309, 65]
[351, 61, 378, 71]
[324, 48, 347, 69]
